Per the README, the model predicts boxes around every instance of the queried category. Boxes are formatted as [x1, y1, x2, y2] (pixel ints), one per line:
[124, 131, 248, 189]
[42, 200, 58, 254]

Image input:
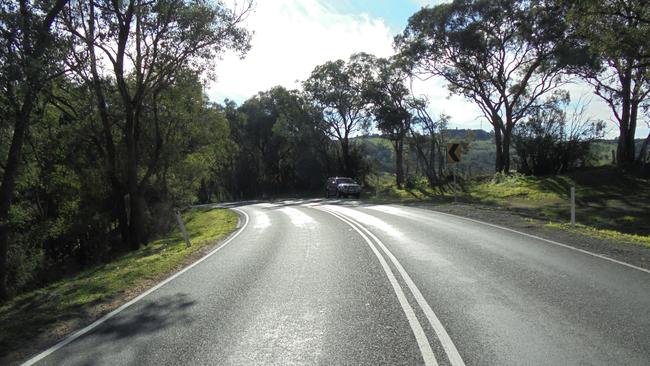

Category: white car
[325, 177, 361, 198]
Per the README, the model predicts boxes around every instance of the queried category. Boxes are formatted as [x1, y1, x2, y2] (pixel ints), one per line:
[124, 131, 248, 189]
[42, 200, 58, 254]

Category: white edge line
[324, 207, 466, 366]
[403, 207, 650, 275]
[21, 208, 250, 366]
[317, 208, 438, 366]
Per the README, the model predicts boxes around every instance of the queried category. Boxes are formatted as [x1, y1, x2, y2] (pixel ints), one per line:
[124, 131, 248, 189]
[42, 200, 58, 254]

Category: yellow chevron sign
[447, 143, 461, 163]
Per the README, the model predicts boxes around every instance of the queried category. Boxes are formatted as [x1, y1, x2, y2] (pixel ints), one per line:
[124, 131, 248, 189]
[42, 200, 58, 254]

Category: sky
[207, 0, 649, 139]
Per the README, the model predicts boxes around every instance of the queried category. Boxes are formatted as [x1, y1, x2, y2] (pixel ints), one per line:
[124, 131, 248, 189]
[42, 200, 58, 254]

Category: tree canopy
[396, 0, 576, 172]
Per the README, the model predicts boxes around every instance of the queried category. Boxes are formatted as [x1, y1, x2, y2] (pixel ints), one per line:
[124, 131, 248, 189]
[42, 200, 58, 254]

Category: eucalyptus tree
[409, 101, 449, 187]
[63, 0, 252, 248]
[225, 86, 331, 198]
[0, 0, 69, 299]
[396, 0, 574, 173]
[566, 0, 650, 167]
[360, 54, 413, 188]
[303, 54, 373, 176]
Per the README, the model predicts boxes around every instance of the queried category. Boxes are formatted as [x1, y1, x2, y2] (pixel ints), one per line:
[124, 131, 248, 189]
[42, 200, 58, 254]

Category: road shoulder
[402, 202, 650, 272]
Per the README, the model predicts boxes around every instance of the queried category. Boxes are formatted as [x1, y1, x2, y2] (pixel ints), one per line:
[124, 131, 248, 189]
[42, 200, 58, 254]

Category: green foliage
[546, 222, 650, 248]
[216, 86, 334, 199]
[566, 0, 650, 166]
[513, 93, 605, 175]
[303, 54, 373, 176]
[396, 0, 577, 172]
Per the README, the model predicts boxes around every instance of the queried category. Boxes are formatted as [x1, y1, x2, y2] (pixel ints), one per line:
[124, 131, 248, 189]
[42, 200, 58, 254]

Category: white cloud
[207, 0, 394, 103]
[411, 0, 452, 7]
[208, 0, 648, 139]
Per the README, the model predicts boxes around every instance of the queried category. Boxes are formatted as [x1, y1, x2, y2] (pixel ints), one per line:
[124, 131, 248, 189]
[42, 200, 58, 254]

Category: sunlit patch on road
[324, 205, 404, 239]
[253, 212, 271, 230]
[256, 202, 280, 209]
[280, 207, 317, 228]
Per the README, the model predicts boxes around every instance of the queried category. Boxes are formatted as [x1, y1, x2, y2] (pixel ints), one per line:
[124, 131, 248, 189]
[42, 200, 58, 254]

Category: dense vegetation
[1, 0, 649, 302]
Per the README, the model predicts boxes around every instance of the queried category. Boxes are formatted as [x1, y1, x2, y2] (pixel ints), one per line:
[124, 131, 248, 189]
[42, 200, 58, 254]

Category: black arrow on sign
[448, 143, 461, 162]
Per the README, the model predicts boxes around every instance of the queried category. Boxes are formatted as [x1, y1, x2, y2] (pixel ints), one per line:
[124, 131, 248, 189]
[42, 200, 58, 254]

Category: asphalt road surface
[25, 199, 650, 365]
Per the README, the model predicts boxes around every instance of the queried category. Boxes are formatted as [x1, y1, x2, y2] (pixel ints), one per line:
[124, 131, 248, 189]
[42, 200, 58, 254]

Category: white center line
[320, 207, 466, 366]
[318, 208, 438, 366]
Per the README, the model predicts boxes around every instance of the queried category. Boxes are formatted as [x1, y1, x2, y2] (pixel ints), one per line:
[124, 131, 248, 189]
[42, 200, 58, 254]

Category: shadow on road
[91, 293, 196, 342]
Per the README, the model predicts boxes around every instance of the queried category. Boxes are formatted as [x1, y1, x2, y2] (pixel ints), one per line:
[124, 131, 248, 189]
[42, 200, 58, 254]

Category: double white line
[318, 207, 465, 366]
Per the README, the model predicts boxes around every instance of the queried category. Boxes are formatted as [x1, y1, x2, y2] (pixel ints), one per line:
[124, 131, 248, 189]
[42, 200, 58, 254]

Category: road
[25, 199, 650, 365]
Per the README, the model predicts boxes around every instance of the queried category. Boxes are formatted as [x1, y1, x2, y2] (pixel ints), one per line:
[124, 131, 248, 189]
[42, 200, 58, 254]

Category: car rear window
[336, 178, 355, 184]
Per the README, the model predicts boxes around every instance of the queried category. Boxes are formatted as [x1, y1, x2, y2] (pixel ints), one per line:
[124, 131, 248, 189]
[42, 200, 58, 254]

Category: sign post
[175, 210, 191, 248]
[447, 143, 462, 203]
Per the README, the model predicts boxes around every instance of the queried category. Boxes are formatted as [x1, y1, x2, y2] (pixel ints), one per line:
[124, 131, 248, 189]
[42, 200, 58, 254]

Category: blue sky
[319, 0, 427, 32]
[207, 0, 647, 139]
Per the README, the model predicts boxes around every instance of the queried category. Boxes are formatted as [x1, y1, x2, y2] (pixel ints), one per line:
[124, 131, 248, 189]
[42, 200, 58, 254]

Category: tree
[222, 86, 332, 198]
[64, 0, 252, 248]
[361, 54, 413, 188]
[409, 101, 449, 187]
[513, 92, 605, 175]
[566, 0, 650, 168]
[0, 0, 69, 299]
[396, 0, 574, 173]
[303, 54, 372, 176]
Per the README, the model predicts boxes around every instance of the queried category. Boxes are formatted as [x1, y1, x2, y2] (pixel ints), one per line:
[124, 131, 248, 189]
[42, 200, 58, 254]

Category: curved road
[26, 199, 650, 365]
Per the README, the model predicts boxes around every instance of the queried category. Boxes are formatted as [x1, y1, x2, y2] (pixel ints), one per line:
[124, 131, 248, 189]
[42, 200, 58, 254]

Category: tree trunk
[340, 137, 351, 176]
[494, 127, 505, 173]
[394, 139, 404, 189]
[502, 127, 512, 173]
[0, 101, 32, 300]
[617, 70, 634, 168]
[111, 181, 129, 247]
[125, 107, 145, 249]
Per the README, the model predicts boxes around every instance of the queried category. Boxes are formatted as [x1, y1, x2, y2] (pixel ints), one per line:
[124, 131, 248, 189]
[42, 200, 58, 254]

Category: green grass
[546, 222, 650, 248]
[0, 208, 238, 359]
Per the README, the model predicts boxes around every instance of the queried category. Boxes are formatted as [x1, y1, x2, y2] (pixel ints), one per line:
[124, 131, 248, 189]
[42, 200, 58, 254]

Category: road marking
[325, 205, 405, 239]
[322, 208, 466, 366]
[374, 205, 650, 275]
[21, 208, 250, 366]
[318, 208, 438, 366]
[253, 211, 271, 230]
[280, 206, 317, 227]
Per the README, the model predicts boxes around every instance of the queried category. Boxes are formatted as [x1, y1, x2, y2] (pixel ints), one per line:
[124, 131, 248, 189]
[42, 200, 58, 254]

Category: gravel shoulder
[398, 202, 650, 271]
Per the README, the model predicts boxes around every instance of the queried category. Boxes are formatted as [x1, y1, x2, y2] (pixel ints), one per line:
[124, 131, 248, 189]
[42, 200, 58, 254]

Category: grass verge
[0, 208, 238, 363]
[545, 222, 650, 249]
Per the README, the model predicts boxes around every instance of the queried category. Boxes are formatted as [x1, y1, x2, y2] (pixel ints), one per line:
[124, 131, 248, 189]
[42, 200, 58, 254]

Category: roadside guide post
[570, 186, 576, 227]
[447, 143, 462, 203]
[175, 210, 192, 248]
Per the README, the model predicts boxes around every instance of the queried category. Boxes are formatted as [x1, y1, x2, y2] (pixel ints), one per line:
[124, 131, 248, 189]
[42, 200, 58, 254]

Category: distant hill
[444, 128, 493, 140]
[365, 129, 493, 141]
